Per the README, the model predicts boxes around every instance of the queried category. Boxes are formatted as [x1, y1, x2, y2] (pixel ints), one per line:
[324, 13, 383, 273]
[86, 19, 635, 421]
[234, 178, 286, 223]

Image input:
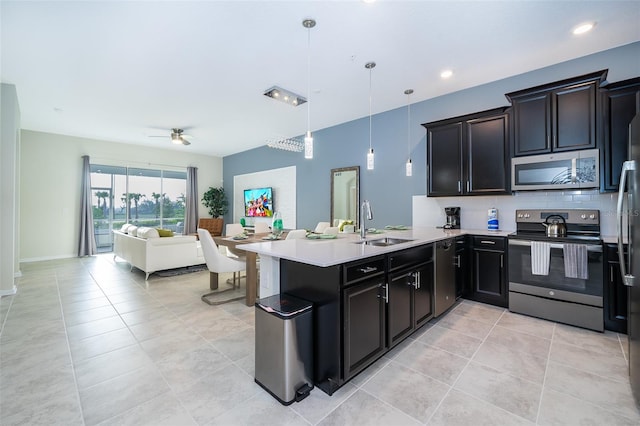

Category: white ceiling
[2, 1, 639, 157]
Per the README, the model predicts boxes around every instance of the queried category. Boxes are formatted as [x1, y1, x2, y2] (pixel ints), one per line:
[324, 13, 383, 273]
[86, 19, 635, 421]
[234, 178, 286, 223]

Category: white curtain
[78, 155, 97, 256]
[184, 166, 198, 235]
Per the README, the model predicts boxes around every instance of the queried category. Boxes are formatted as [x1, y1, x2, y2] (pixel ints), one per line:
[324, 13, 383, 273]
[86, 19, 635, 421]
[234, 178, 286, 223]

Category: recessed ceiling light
[362, 0, 376, 3]
[440, 69, 453, 79]
[573, 22, 595, 35]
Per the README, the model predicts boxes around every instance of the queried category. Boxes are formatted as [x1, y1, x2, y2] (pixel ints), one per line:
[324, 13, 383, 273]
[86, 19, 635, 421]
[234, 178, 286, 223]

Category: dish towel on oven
[531, 241, 550, 275]
[563, 243, 588, 279]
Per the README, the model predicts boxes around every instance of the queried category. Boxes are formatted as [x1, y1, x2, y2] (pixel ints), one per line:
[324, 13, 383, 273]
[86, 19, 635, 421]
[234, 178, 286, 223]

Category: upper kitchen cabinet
[423, 107, 510, 197]
[601, 77, 640, 192]
[506, 70, 608, 156]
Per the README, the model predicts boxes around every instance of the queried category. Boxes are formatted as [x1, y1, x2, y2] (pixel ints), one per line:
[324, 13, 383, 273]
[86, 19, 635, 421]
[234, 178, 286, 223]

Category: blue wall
[223, 42, 640, 230]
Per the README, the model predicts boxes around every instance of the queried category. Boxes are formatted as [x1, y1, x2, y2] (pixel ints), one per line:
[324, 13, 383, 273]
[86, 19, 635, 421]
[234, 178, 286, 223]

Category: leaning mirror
[331, 166, 360, 228]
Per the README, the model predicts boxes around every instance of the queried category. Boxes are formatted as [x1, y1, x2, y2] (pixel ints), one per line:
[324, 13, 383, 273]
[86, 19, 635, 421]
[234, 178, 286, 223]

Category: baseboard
[20, 254, 77, 263]
[0, 285, 17, 297]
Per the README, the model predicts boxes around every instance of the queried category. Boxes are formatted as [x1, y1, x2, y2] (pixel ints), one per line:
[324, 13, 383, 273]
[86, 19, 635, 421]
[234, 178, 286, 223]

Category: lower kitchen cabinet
[279, 244, 434, 396]
[469, 236, 508, 308]
[343, 277, 386, 379]
[388, 261, 433, 348]
[605, 243, 629, 333]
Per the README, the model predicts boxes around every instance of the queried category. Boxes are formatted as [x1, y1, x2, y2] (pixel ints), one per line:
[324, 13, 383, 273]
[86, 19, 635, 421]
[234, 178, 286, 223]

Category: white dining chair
[314, 222, 330, 233]
[323, 226, 339, 235]
[226, 223, 245, 236]
[197, 229, 246, 304]
[286, 229, 308, 240]
[254, 222, 271, 234]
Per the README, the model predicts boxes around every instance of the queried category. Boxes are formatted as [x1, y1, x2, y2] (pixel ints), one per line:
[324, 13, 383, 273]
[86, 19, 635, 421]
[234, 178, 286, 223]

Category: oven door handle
[617, 159, 636, 287]
[508, 239, 602, 252]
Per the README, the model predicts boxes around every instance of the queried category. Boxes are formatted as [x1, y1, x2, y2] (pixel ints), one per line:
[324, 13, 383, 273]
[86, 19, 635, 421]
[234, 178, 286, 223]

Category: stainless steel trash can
[255, 294, 313, 405]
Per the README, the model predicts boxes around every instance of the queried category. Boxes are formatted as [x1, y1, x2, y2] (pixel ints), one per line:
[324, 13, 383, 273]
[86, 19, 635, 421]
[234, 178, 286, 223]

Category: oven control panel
[515, 209, 599, 225]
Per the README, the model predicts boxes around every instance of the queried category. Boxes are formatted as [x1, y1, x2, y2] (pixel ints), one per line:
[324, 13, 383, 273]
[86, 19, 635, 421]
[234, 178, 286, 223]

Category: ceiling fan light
[573, 22, 595, 35]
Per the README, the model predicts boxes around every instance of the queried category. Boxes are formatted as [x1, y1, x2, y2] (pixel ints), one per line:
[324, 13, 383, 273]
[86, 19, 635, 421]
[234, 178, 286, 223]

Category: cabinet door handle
[500, 254, 504, 269]
[480, 240, 496, 245]
[454, 254, 461, 267]
[383, 284, 389, 303]
[458, 181, 461, 192]
[417, 272, 421, 289]
[467, 181, 470, 192]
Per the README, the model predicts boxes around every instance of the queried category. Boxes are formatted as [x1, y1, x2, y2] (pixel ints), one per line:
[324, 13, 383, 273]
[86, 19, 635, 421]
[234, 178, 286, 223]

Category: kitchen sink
[355, 237, 413, 247]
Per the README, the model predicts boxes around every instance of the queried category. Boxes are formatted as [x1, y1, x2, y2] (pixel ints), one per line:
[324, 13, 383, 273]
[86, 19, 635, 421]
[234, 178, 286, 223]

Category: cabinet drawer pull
[358, 266, 378, 274]
[480, 240, 496, 245]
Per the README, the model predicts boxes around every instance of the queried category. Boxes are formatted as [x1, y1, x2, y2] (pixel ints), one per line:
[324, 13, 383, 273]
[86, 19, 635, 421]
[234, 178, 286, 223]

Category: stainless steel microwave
[511, 148, 599, 191]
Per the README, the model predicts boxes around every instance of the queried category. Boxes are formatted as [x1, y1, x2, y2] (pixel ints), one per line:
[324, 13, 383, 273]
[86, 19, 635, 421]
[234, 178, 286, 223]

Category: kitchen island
[238, 227, 511, 395]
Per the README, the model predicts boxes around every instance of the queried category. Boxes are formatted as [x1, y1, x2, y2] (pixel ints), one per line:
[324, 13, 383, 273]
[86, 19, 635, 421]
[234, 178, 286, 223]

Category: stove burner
[508, 232, 602, 244]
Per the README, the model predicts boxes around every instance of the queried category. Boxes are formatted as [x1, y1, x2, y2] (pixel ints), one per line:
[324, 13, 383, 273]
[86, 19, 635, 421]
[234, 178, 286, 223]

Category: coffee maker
[444, 207, 460, 229]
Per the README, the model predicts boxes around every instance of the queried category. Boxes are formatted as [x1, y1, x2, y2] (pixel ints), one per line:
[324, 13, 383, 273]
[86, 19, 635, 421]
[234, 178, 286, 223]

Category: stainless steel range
[508, 209, 604, 331]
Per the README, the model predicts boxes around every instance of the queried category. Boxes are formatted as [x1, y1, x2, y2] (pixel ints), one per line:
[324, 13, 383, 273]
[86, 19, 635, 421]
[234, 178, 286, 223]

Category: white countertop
[237, 227, 513, 267]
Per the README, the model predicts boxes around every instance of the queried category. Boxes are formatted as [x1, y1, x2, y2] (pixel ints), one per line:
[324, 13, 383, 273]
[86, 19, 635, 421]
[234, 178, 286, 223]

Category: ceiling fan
[148, 128, 192, 146]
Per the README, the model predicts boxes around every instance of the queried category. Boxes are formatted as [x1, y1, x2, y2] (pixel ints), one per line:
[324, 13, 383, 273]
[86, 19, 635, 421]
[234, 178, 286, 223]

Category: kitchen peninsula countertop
[237, 227, 513, 267]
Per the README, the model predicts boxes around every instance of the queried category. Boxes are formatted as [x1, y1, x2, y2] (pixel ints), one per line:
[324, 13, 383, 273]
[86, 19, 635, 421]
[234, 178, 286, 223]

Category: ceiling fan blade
[181, 139, 191, 146]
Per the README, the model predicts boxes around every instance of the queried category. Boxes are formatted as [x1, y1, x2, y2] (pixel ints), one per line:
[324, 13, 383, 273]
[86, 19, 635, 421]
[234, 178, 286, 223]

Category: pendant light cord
[407, 91, 411, 157]
[307, 27, 311, 133]
[369, 67, 372, 150]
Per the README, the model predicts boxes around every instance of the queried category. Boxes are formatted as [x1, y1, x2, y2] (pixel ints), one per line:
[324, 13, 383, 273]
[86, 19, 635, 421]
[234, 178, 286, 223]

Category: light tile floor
[1, 254, 639, 425]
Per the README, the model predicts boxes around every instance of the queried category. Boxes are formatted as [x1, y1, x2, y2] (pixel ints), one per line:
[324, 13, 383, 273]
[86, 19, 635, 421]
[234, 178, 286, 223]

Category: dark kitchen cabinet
[506, 70, 607, 156]
[605, 244, 628, 334]
[342, 256, 387, 380]
[470, 236, 508, 308]
[425, 122, 463, 196]
[601, 77, 640, 191]
[423, 107, 510, 197]
[343, 276, 386, 380]
[280, 245, 435, 396]
[387, 245, 434, 348]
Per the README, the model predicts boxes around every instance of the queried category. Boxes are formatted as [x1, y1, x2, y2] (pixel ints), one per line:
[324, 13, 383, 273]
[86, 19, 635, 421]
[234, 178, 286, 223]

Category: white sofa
[113, 227, 204, 280]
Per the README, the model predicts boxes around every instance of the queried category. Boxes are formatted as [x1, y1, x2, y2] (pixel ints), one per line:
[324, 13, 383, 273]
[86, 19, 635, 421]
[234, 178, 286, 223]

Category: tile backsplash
[412, 190, 619, 237]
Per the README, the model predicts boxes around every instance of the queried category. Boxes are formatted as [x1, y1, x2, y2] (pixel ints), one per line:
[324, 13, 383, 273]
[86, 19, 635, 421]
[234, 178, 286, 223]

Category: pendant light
[365, 62, 376, 170]
[404, 89, 414, 177]
[303, 18, 316, 159]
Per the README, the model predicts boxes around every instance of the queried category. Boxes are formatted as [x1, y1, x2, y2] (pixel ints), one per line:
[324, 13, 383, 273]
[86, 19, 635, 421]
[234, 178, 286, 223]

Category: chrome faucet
[360, 200, 373, 239]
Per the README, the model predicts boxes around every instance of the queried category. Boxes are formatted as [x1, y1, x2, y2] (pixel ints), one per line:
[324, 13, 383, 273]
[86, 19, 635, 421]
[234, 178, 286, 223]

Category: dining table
[213, 231, 287, 306]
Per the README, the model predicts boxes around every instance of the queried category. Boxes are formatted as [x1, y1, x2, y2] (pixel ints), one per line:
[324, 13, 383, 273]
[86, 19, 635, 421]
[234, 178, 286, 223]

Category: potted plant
[200, 186, 228, 236]
[202, 186, 228, 217]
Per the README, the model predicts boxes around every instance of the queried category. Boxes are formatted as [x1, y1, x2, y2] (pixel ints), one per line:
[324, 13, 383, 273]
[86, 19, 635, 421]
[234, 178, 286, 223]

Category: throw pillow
[120, 223, 131, 233]
[136, 227, 159, 239]
[156, 228, 174, 237]
[128, 225, 138, 237]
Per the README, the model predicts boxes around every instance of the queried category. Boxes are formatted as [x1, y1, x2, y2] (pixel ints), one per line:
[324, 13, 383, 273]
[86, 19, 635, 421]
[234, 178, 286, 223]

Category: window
[90, 164, 187, 252]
